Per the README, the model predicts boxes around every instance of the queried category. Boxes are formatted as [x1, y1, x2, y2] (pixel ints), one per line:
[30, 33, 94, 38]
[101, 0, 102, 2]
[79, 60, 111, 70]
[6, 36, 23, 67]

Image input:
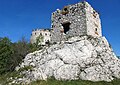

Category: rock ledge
[15, 36, 120, 83]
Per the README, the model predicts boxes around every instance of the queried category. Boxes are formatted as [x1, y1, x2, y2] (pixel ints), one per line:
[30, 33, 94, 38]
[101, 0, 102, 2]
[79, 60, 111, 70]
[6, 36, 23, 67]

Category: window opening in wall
[95, 28, 97, 31]
[45, 40, 50, 45]
[93, 11, 96, 14]
[95, 28, 98, 35]
[40, 33, 42, 36]
[64, 8, 68, 11]
[62, 22, 71, 34]
[93, 10, 97, 18]
[61, 6, 69, 15]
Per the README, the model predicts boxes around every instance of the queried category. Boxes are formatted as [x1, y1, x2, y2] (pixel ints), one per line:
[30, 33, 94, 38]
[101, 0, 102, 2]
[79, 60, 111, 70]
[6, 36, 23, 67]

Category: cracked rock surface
[16, 36, 120, 83]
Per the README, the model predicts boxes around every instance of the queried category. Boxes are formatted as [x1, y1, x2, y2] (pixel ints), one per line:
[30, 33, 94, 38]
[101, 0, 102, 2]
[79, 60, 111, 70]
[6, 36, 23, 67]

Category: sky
[0, 0, 120, 55]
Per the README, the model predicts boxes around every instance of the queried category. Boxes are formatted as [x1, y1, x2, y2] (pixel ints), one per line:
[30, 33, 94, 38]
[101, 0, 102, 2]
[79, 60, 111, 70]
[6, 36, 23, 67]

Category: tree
[35, 35, 44, 49]
[36, 35, 44, 46]
[10, 36, 40, 71]
[10, 37, 31, 71]
[0, 37, 13, 74]
[0, 36, 43, 74]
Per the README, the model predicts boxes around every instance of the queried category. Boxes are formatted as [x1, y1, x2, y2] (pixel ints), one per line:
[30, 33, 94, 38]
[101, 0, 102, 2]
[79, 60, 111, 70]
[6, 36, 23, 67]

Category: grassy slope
[30, 78, 120, 85]
[0, 72, 120, 85]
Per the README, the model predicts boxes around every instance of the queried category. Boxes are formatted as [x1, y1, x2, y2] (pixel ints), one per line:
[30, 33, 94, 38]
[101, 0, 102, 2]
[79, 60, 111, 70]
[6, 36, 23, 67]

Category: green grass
[0, 71, 24, 85]
[0, 71, 18, 85]
[30, 78, 120, 85]
[0, 72, 120, 85]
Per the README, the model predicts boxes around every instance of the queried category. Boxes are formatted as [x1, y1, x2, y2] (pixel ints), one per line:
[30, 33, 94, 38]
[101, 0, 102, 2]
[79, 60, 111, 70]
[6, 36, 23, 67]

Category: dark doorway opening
[62, 22, 71, 34]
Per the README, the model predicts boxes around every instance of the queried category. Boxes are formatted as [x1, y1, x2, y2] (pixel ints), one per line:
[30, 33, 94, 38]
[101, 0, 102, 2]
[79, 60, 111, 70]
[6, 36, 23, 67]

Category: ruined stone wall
[85, 2, 102, 37]
[30, 29, 51, 45]
[50, 1, 102, 43]
[30, 1, 102, 44]
[51, 2, 87, 43]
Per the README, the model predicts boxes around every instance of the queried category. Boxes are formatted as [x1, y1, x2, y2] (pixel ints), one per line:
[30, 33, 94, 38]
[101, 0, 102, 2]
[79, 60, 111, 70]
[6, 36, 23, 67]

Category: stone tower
[30, 29, 51, 45]
[18, 1, 120, 83]
[51, 1, 102, 43]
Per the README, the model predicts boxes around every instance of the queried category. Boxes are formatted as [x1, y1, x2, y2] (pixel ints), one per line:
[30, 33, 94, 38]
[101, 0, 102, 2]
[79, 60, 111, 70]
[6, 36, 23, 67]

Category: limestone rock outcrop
[16, 36, 120, 83]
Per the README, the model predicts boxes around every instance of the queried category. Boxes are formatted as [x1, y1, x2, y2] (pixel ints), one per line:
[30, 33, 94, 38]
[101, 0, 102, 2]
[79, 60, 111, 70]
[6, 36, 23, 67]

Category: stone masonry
[51, 1, 102, 43]
[30, 29, 51, 45]
[31, 1, 102, 44]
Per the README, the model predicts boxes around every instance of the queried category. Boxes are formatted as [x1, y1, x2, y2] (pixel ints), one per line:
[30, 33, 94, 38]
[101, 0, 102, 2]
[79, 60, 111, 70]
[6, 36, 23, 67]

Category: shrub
[0, 37, 14, 74]
[18, 66, 33, 72]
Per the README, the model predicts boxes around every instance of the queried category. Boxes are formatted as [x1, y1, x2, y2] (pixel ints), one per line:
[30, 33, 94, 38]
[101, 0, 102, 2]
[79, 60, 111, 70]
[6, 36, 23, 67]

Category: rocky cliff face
[16, 35, 120, 83]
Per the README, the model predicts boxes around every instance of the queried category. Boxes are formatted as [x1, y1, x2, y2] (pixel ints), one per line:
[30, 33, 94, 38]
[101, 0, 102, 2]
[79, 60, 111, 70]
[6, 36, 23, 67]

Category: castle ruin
[30, 29, 51, 45]
[30, 1, 102, 44]
[18, 1, 120, 83]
